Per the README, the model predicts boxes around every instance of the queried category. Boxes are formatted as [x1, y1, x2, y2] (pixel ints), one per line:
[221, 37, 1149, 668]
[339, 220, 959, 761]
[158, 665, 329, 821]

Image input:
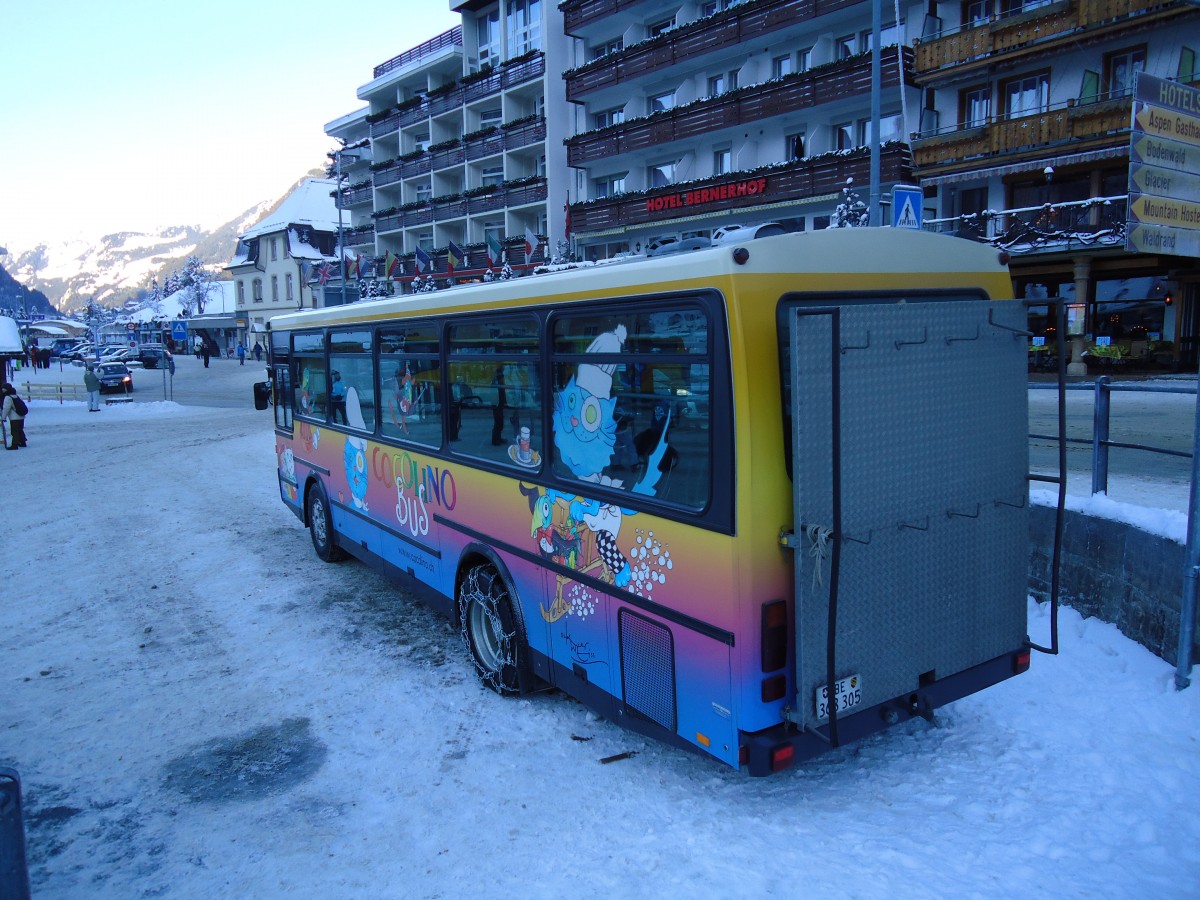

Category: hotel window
[964, 1, 992, 26]
[797, 48, 812, 72]
[271, 237, 279, 261]
[713, 147, 731, 175]
[1002, 71, 1049, 118]
[837, 34, 859, 58]
[413, 132, 430, 153]
[649, 90, 676, 114]
[1104, 47, 1145, 97]
[835, 121, 856, 150]
[481, 165, 505, 187]
[858, 113, 904, 144]
[707, 74, 725, 97]
[594, 106, 625, 129]
[961, 85, 991, 127]
[648, 16, 675, 37]
[594, 172, 627, 199]
[591, 37, 623, 60]
[701, 0, 733, 14]
[286, 273, 294, 303]
[477, 9, 501, 68]
[649, 161, 678, 188]
[271, 275, 279, 302]
[479, 107, 503, 128]
[253, 278, 263, 303]
[728, 68, 739, 90]
[415, 181, 433, 202]
[787, 131, 806, 160]
[237, 281, 246, 307]
[772, 54, 793, 79]
[507, 0, 542, 56]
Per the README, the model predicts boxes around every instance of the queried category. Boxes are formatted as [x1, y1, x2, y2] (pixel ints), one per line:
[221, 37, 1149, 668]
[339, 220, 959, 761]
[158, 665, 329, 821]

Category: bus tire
[307, 481, 346, 563]
[458, 564, 527, 695]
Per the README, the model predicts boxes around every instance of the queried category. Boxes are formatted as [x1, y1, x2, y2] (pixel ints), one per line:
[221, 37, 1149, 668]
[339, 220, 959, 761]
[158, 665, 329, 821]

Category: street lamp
[334, 147, 367, 307]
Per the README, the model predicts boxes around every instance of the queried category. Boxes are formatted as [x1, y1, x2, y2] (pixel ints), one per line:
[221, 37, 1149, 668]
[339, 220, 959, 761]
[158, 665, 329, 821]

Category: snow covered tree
[828, 178, 869, 228]
[173, 256, 219, 317]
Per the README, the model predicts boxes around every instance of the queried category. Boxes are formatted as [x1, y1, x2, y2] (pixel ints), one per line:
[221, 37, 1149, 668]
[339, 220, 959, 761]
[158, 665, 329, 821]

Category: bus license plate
[815, 674, 862, 719]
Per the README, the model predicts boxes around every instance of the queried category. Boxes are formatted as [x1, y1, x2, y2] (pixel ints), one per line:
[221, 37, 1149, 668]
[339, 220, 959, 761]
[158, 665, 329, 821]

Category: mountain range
[0, 173, 321, 316]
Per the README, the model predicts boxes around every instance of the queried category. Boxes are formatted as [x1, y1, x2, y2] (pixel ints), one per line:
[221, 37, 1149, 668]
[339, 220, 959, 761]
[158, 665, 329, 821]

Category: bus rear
[733, 231, 1029, 774]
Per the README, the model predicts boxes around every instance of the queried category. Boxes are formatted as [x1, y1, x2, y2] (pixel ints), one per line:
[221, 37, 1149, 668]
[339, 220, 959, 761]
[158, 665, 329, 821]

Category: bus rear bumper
[741, 648, 1030, 776]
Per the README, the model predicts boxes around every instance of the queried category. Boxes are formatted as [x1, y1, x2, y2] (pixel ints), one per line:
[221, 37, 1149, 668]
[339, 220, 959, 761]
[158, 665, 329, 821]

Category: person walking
[237, 342, 246, 366]
[253, 342, 263, 363]
[84, 364, 101, 412]
[1, 383, 27, 449]
[201, 343, 211, 368]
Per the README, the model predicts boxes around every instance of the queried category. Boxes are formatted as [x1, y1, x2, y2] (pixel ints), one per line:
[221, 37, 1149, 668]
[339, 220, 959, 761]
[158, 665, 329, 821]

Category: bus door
[784, 299, 1029, 736]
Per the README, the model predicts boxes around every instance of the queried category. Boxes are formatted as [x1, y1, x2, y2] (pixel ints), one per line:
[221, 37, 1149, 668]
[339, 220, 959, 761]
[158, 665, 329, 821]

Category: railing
[1029, 374, 1200, 688]
[912, 93, 1132, 173]
[924, 195, 1128, 253]
[19, 382, 88, 403]
[569, 147, 911, 232]
[568, 47, 910, 165]
[565, 0, 862, 99]
[373, 27, 462, 78]
[913, 0, 1184, 73]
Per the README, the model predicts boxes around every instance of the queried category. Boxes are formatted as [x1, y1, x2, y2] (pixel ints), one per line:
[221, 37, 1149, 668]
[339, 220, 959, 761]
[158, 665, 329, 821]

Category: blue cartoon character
[341, 383, 370, 511]
[551, 326, 635, 587]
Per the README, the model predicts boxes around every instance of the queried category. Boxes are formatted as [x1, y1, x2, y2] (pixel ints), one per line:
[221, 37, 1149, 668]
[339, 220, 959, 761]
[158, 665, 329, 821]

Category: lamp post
[334, 147, 366, 307]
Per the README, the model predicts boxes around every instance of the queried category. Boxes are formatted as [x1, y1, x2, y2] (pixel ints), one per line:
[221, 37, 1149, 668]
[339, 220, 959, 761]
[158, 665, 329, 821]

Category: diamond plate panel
[790, 300, 1028, 728]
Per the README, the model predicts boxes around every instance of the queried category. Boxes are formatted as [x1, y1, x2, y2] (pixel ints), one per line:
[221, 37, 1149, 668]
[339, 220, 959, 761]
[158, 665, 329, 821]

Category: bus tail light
[1015, 649, 1031, 674]
[770, 743, 795, 772]
[761, 600, 787, 672]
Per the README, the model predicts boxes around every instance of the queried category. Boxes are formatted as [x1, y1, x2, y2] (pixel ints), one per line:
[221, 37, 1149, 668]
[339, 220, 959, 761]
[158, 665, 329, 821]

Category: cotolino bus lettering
[259, 229, 1031, 776]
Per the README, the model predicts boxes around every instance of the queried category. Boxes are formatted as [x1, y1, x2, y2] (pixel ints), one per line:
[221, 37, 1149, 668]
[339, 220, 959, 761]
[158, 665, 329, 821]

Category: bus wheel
[459, 564, 526, 695]
[307, 482, 345, 563]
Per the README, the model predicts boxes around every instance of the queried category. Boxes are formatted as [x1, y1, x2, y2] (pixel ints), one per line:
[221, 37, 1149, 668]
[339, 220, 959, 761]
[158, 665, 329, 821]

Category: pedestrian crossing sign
[892, 186, 923, 230]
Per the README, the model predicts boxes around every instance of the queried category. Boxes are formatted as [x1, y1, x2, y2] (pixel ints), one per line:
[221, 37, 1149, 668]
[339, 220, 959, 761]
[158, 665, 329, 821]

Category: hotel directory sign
[1127, 72, 1200, 257]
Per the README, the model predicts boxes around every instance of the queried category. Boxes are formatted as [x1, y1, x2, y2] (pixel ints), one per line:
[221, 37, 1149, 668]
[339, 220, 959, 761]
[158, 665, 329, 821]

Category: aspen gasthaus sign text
[1126, 72, 1200, 257]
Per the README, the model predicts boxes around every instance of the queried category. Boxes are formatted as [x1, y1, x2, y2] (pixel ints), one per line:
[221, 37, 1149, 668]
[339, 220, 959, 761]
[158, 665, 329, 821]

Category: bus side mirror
[253, 381, 271, 410]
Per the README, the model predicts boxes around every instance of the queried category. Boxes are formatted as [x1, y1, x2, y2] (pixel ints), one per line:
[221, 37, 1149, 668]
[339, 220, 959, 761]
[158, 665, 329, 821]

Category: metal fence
[1029, 377, 1200, 689]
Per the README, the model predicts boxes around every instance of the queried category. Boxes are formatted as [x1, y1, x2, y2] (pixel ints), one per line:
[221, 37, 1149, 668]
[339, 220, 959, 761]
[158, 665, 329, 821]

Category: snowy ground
[2, 361, 1199, 898]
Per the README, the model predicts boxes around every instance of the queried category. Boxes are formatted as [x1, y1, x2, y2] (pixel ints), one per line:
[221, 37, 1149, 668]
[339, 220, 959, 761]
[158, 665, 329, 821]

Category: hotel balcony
[911, 93, 1131, 177]
[369, 52, 546, 139]
[342, 224, 376, 247]
[564, 0, 862, 101]
[568, 146, 911, 233]
[336, 184, 373, 208]
[912, 0, 1190, 80]
[372, 179, 549, 234]
[568, 48, 910, 166]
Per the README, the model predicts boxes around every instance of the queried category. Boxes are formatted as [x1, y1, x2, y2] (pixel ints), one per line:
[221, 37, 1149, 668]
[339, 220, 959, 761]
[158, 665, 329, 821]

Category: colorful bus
[259, 228, 1031, 775]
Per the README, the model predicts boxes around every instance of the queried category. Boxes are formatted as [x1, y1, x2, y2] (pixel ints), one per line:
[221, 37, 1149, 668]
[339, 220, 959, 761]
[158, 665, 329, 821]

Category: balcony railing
[913, 0, 1184, 75]
[566, 0, 862, 101]
[343, 224, 376, 247]
[925, 195, 1128, 255]
[911, 93, 1131, 172]
[370, 179, 548, 232]
[568, 147, 911, 233]
[338, 185, 372, 207]
[568, 48, 909, 166]
[369, 53, 546, 139]
[373, 27, 462, 78]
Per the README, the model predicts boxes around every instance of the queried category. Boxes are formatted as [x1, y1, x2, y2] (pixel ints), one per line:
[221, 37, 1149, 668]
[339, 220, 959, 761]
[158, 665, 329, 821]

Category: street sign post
[1127, 73, 1200, 257]
[892, 185, 923, 229]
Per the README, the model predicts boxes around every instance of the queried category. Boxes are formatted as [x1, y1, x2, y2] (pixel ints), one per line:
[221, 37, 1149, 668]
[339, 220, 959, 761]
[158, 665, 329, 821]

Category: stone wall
[1029, 504, 1198, 666]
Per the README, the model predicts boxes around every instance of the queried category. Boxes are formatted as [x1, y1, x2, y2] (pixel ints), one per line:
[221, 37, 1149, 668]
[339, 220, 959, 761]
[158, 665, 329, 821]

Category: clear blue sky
[0, 1, 460, 249]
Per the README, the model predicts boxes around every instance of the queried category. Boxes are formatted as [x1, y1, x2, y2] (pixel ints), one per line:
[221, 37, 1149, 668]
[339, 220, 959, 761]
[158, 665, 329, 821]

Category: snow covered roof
[0, 316, 21, 353]
[239, 178, 339, 240]
[287, 227, 330, 261]
[120, 282, 237, 322]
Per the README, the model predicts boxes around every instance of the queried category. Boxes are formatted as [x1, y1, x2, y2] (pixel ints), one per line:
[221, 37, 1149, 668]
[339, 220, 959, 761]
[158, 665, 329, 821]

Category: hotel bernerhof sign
[1127, 72, 1200, 258]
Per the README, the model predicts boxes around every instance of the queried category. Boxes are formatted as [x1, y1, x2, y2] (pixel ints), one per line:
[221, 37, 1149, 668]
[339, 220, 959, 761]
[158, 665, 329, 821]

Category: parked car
[138, 344, 168, 369]
[96, 362, 133, 394]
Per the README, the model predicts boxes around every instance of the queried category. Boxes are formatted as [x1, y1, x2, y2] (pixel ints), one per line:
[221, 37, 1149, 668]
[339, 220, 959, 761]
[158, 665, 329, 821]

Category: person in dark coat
[201, 343, 211, 368]
[1, 383, 27, 448]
